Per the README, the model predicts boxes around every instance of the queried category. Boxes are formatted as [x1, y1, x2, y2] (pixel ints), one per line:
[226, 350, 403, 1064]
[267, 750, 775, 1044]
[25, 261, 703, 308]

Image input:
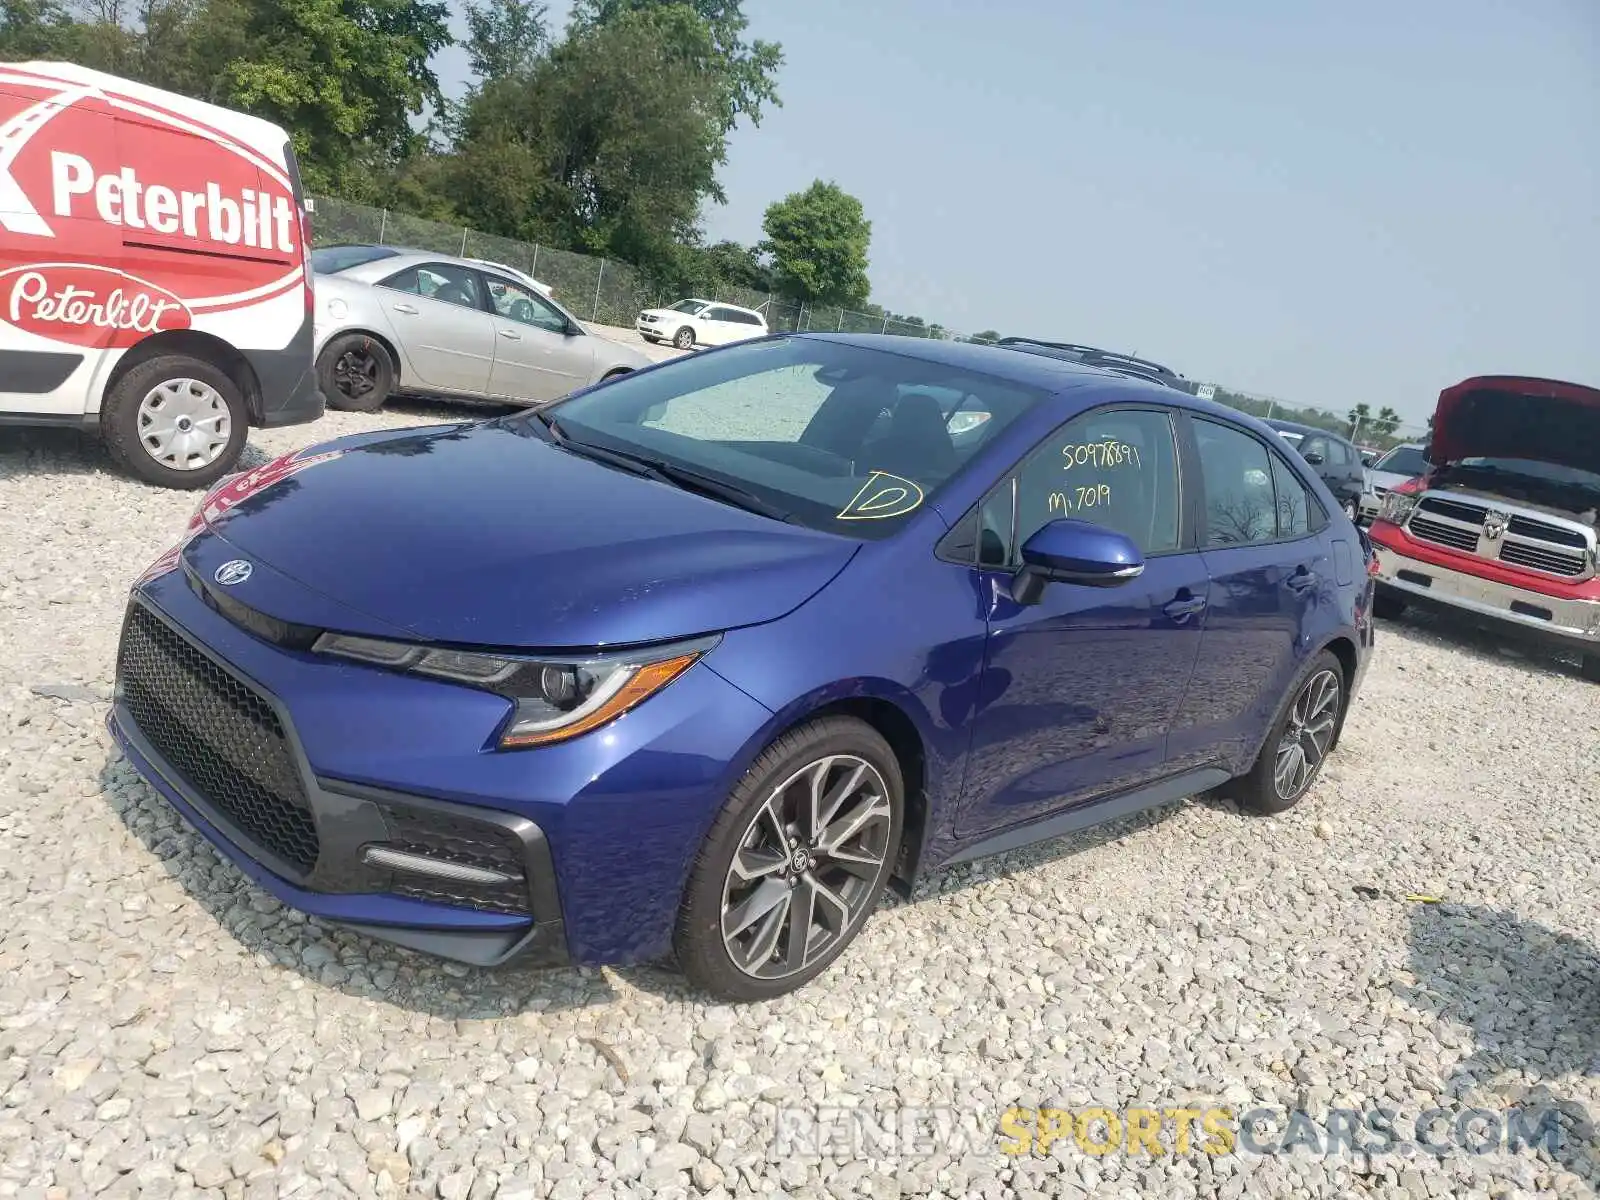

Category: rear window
[312, 245, 401, 275]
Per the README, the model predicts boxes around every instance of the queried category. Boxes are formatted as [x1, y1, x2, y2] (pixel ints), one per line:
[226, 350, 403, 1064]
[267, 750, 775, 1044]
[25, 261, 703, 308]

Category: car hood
[192, 423, 860, 649]
[1430, 376, 1600, 473]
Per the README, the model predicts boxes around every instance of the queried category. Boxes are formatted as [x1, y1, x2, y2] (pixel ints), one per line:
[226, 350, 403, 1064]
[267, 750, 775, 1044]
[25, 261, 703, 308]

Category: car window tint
[1013, 409, 1181, 558]
[484, 276, 567, 334]
[703, 307, 732, 321]
[1270, 452, 1311, 539]
[382, 263, 482, 311]
[1194, 419, 1278, 547]
[1299, 436, 1328, 461]
[1327, 440, 1351, 465]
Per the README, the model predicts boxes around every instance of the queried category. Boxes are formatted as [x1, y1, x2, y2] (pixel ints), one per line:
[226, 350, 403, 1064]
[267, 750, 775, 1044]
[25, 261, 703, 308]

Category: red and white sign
[0, 262, 190, 348]
[0, 63, 305, 336]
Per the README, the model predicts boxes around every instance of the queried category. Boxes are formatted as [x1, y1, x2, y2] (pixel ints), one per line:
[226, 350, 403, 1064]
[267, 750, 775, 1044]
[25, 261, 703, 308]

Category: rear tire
[674, 717, 903, 1001]
[1373, 590, 1407, 620]
[318, 333, 394, 413]
[100, 355, 248, 490]
[1231, 650, 1346, 815]
[672, 326, 696, 351]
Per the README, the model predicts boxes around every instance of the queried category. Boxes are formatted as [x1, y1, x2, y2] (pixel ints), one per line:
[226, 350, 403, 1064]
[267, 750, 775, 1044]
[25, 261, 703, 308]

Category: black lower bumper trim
[334, 915, 569, 968]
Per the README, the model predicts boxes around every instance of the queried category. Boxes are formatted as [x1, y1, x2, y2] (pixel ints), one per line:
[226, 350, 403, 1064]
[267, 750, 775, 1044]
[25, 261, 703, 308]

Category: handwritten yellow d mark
[836, 471, 926, 521]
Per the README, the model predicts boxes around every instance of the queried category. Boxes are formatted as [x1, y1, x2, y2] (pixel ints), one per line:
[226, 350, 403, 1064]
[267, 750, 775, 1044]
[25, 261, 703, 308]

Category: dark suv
[1264, 419, 1365, 521]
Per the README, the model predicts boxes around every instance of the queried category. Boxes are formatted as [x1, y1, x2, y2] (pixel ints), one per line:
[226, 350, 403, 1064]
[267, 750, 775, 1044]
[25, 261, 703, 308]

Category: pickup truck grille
[1407, 495, 1595, 580]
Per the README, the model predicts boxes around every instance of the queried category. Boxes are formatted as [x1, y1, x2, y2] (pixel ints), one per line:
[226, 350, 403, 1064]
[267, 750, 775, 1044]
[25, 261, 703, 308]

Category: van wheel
[101, 356, 248, 490]
[672, 326, 696, 350]
[318, 334, 394, 413]
[674, 717, 903, 1001]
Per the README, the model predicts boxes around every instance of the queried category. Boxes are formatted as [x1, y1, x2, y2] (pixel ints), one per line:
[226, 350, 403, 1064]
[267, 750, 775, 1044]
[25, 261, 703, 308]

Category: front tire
[1232, 651, 1345, 815]
[318, 334, 394, 413]
[674, 717, 903, 1001]
[672, 326, 696, 351]
[101, 355, 247, 490]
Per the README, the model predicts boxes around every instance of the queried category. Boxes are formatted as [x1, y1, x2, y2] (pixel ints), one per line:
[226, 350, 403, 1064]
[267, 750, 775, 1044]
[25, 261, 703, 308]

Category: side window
[1013, 409, 1181, 557]
[1269, 452, 1311, 539]
[703, 306, 732, 322]
[381, 263, 482, 312]
[484, 275, 569, 334]
[1299, 435, 1329, 464]
[1194, 419, 1278, 547]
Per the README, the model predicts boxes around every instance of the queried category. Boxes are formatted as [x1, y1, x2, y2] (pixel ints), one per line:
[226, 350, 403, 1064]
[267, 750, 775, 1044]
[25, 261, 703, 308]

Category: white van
[635, 298, 768, 350]
[0, 62, 323, 487]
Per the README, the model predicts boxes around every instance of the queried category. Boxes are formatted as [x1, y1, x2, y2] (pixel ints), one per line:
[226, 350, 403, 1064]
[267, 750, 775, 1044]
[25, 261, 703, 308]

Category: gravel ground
[2, 406, 1598, 1200]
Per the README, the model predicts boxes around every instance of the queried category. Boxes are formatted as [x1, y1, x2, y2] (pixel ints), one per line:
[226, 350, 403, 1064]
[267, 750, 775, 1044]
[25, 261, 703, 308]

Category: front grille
[1417, 496, 1487, 524]
[376, 801, 531, 916]
[1507, 515, 1589, 549]
[1408, 515, 1480, 552]
[1499, 540, 1589, 578]
[117, 605, 320, 873]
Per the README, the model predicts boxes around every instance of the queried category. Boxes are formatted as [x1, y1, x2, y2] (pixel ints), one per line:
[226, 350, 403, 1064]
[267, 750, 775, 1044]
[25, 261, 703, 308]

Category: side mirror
[1012, 519, 1144, 605]
[1302, 451, 1326, 466]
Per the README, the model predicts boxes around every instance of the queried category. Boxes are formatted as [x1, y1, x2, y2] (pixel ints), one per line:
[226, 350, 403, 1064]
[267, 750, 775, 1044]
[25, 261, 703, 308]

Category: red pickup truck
[1368, 375, 1600, 682]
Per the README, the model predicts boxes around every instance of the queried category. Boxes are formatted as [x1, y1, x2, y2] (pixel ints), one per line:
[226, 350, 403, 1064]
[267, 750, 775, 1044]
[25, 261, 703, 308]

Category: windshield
[670, 300, 709, 315]
[311, 244, 401, 275]
[1459, 457, 1600, 488]
[1374, 445, 1427, 475]
[538, 337, 1046, 539]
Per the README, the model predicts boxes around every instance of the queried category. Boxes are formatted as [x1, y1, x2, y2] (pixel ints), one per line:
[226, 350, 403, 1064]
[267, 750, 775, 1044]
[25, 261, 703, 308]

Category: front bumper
[109, 559, 775, 967]
[1373, 542, 1600, 651]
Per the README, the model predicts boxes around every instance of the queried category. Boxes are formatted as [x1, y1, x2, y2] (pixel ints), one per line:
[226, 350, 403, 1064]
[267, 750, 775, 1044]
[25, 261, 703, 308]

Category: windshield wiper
[557, 436, 794, 522]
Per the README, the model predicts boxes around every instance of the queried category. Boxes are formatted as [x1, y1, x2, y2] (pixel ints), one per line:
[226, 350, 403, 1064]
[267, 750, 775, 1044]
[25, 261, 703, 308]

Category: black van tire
[318, 334, 394, 413]
[101, 355, 248, 490]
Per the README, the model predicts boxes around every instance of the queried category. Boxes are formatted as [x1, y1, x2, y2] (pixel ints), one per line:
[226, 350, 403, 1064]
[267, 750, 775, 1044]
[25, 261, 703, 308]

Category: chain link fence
[310, 197, 963, 340]
[310, 197, 1421, 442]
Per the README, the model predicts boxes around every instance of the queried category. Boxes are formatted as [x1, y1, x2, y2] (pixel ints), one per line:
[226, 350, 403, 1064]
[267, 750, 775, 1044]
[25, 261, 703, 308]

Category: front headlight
[1378, 490, 1420, 524]
[313, 632, 717, 749]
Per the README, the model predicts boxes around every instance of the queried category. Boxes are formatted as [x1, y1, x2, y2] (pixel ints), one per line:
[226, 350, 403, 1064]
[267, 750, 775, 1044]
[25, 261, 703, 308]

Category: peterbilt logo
[0, 264, 191, 348]
[1482, 511, 1509, 541]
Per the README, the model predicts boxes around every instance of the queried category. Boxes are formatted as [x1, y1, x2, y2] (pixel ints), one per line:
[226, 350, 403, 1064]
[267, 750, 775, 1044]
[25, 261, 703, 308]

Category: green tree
[1347, 401, 1371, 436]
[1371, 406, 1401, 439]
[970, 329, 1001, 344]
[761, 180, 871, 307]
[464, 0, 546, 84]
[569, 0, 781, 134]
[219, 0, 453, 194]
[449, 4, 724, 274]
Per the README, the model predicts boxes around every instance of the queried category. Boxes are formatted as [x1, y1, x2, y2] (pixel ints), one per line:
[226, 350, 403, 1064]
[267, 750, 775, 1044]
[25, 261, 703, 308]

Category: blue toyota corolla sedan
[110, 334, 1375, 1000]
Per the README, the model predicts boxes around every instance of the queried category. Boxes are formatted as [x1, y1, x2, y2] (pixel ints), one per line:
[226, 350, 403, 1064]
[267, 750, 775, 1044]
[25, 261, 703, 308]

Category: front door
[957, 406, 1208, 838]
[481, 274, 594, 402]
[375, 262, 496, 393]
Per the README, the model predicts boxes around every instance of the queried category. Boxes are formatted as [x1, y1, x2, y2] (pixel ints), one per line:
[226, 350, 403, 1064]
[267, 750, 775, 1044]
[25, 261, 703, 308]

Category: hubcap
[720, 754, 893, 980]
[334, 349, 377, 398]
[137, 379, 230, 471]
[1274, 669, 1340, 801]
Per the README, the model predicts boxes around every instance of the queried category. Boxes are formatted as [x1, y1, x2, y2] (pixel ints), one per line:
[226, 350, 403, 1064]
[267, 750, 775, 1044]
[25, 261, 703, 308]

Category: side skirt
[940, 766, 1231, 867]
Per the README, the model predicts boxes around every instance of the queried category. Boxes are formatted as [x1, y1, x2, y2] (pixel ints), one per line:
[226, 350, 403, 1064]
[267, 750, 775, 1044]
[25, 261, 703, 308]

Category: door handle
[391, 303, 418, 315]
[1286, 566, 1319, 592]
[1162, 593, 1207, 622]
[499, 329, 522, 340]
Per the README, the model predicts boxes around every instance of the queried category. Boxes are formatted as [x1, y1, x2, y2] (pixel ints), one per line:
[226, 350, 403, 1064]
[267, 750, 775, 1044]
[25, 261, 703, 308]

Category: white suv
[636, 299, 768, 350]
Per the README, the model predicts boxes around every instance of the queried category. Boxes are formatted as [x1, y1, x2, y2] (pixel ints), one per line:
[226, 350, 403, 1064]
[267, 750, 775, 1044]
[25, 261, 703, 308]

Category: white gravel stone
[3, 401, 1598, 1198]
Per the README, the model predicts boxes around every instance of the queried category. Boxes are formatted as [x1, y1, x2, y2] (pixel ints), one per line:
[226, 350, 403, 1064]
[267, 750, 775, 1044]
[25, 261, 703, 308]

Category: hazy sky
[437, 1, 1598, 425]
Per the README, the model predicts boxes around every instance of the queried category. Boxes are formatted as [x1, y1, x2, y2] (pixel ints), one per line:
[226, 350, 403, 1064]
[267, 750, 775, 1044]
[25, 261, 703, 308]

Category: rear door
[374, 262, 495, 393]
[1167, 416, 1335, 771]
[699, 305, 741, 346]
[481, 272, 595, 402]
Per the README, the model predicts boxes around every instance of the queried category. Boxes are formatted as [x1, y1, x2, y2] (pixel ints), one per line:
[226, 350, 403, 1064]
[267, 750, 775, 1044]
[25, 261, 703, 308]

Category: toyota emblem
[213, 559, 253, 586]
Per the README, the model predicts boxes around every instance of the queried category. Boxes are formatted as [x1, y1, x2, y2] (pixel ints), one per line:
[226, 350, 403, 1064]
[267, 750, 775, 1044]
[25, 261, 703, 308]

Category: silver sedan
[310, 245, 651, 412]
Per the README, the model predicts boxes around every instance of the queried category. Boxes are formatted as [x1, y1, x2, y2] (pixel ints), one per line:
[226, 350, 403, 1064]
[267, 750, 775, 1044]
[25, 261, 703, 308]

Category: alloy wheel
[1274, 668, 1341, 801]
[720, 754, 893, 980]
[137, 379, 231, 471]
[334, 349, 378, 400]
